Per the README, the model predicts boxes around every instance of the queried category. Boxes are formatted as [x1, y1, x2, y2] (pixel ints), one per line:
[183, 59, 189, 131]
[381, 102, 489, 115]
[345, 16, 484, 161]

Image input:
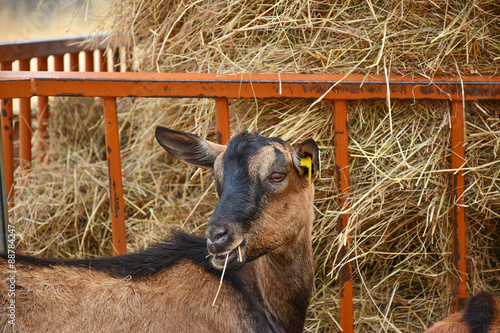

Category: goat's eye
[270, 173, 286, 182]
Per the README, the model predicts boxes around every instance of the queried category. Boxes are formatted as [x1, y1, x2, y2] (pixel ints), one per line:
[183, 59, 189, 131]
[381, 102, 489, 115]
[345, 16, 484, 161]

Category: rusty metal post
[85, 51, 94, 72]
[37, 56, 49, 163]
[450, 100, 467, 311]
[69, 52, 79, 72]
[102, 97, 127, 255]
[54, 54, 64, 71]
[0, 61, 14, 201]
[99, 49, 108, 72]
[18, 59, 31, 171]
[334, 99, 353, 333]
[0, 125, 8, 254]
[215, 98, 230, 144]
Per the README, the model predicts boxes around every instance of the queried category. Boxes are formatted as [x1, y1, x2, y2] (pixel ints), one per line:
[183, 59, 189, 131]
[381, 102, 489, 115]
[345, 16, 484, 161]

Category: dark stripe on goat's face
[207, 132, 300, 271]
[214, 134, 290, 226]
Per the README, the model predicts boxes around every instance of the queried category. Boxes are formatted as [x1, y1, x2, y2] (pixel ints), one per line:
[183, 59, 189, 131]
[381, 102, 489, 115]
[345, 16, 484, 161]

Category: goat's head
[156, 127, 319, 272]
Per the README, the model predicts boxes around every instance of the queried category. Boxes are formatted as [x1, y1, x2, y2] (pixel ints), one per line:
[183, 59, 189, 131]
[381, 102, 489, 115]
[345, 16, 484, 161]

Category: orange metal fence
[0, 35, 127, 200]
[1, 36, 500, 333]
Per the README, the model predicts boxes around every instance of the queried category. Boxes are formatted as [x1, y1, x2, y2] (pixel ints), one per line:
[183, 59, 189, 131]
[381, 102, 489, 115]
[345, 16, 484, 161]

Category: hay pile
[103, 0, 500, 76]
[12, 1, 500, 332]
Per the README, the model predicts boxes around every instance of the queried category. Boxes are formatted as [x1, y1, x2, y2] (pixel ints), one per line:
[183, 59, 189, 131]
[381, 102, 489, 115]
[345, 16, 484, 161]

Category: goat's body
[1, 259, 253, 332]
[425, 291, 500, 333]
[1, 128, 319, 332]
[1, 231, 311, 332]
[4, 255, 234, 332]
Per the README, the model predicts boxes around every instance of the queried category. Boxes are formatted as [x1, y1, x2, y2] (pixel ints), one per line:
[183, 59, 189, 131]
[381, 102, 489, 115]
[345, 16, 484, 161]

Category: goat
[0, 126, 319, 333]
[424, 291, 500, 333]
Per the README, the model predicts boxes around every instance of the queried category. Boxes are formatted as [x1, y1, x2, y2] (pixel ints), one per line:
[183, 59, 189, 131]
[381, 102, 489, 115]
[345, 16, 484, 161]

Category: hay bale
[103, 0, 499, 76]
[12, 1, 500, 332]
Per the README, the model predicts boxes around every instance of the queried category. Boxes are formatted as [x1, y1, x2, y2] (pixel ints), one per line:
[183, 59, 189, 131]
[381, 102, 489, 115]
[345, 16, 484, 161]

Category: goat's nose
[206, 226, 228, 244]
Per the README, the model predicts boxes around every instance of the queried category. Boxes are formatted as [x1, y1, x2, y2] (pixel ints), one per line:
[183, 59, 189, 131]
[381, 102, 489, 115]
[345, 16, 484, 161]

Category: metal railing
[0, 34, 127, 197]
[1, 36, 500, 333]
[0, 35, 129, 252]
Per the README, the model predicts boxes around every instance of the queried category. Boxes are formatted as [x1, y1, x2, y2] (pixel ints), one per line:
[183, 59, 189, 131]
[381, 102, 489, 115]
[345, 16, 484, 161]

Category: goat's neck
[244, 216, 314, 332]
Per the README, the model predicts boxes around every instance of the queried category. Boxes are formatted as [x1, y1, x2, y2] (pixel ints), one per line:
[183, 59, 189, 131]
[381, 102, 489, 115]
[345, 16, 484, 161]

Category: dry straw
[12, 1, 500, 332]
[101, 0, 499, 76]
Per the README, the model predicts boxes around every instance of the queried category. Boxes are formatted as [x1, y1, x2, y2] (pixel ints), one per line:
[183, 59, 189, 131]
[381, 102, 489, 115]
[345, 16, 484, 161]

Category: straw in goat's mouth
[211, 245, 243, 307]
[237, 245, 242, 262]
[212, 253, 229, 307]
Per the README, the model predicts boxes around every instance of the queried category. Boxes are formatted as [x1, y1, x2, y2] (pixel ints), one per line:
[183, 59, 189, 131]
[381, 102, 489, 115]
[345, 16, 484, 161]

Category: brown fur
[0, 127, 319, 333]
[425, 292, 500, 333]
[0, 260, 254, 332]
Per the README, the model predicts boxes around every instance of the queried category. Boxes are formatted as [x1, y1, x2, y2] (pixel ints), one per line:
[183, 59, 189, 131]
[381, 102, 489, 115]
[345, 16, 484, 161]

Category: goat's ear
[294, 139, 319, 182]
[155, 126, 226, 169]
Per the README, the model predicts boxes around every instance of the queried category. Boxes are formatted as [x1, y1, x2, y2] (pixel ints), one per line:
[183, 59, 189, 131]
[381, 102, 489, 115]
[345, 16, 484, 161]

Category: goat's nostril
[206, 226, 228, 243]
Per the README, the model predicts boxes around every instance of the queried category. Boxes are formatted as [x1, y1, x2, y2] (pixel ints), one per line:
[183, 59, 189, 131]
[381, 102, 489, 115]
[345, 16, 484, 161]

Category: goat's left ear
[155, 126, 226, 169]
[294, 139, 319, 182]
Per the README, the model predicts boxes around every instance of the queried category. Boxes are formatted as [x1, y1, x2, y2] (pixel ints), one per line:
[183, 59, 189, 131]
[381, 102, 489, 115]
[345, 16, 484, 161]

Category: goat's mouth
[213, 249, 236, 263]
[209, 240, 247, 271]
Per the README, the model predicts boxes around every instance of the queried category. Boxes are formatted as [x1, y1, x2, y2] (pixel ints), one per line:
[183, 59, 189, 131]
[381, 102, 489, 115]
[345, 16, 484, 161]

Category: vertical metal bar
[451, 100, 467, 312]
[85, 50, 94, 72]
[69, 52, 79, 72]
[54, 54, 64, 71]
[102, 97, 127, 255]
[99, 49, 108, 72]
[0, 125, 8, 254]
[37, 56, 49, 163]
[215, 98, 230, 144]
[0, 61, 14, 201]
[18, 59, 31, 171]
[334, 99, 353, 333]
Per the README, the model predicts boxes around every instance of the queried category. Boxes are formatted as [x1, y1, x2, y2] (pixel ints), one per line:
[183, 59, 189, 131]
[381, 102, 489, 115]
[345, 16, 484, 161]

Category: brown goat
[0, 127, 319, 333]
[424, 291, 500, 333]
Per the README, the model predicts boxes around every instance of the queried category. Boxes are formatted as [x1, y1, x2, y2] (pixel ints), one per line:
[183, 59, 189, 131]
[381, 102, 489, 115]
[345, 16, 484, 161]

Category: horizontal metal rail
[1, 72, 499, 100]
[1, 70, 499, 332]
[0, 34, 123, 63]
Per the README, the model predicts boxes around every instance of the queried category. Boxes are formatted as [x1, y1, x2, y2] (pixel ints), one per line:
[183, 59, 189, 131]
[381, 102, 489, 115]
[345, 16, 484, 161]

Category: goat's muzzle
[206, 223, 246, 271]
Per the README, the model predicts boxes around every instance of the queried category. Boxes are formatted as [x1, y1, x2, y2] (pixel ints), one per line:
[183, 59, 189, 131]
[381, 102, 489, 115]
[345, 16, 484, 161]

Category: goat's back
[0, 234, 268, 333]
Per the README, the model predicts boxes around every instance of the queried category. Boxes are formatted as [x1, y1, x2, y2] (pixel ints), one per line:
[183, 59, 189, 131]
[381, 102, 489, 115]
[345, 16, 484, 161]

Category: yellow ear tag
[300, 156, 312, 187]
